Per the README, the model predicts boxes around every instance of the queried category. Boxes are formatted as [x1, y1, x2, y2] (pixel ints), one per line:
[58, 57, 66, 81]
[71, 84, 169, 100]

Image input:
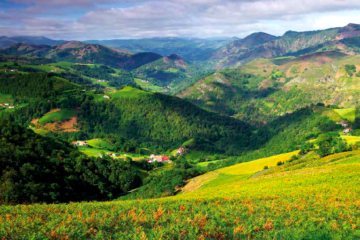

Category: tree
[345, 64, 356, 77]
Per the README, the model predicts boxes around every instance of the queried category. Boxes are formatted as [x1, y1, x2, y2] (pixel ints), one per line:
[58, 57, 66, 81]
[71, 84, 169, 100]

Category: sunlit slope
[2, 151, 360, 239]
[182, 151, 297, 193]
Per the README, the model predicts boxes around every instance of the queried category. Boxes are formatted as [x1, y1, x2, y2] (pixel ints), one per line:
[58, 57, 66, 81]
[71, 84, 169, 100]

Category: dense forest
[206, 106, 341, 171]
[0, 72, 81, 98]
[77, 91, 252, 153]
[71, 65, 134, 87]
[0, 122, 143, 204]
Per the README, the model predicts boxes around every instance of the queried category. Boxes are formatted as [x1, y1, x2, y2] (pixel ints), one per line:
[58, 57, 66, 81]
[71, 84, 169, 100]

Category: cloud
[2, 0, 360, 39]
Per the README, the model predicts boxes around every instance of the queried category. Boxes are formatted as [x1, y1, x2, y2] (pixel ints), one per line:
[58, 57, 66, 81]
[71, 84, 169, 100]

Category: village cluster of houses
[4, 69, 19, 72]
[176, 147, 185, 155]
[72, 141, 89, 146]
[105, 152, 117, 157]
[147, 155, 170, 163]
[0, 103, 14, 109]
[146, 148, 185, 163]
[336, 120, 353, 134]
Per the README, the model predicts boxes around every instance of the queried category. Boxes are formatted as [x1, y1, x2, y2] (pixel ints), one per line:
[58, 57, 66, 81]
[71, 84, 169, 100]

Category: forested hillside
[78, 87, 252, 154]
[0, 122, 142, 204]
[180, 51, 360, 124]
[0, 42, 162, 70]
[212, 23, 360, 67]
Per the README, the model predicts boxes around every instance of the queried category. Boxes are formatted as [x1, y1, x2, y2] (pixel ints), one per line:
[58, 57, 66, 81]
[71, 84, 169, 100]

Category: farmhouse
[176, 147, 185, 155]
[103, 95, 110, 99]
[8, 106, 14, 109]
[106, 152, 117, 157]
[148, 155, 171, 163]
[97, 80, 106, 83]
[72, 141, 89, 146]
[336, 120, 349, 128]
[343, 128, 353, 134]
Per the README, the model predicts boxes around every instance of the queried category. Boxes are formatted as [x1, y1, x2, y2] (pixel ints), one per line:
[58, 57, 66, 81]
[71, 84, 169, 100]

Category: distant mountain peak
[167, 54, 183, 61]
[284, 30, 298, 35]
[343, 23, 360, 31]
[58, 41, 87, 49]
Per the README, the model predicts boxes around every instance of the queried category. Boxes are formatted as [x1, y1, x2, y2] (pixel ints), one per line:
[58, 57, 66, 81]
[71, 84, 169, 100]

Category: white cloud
[2, 0, 360, 39]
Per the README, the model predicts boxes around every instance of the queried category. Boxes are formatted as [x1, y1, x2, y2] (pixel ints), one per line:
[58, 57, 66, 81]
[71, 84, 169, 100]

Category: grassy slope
[334, 108, 356, 122]
[86, 139, 114, 150]
[180, 52, 360, 124]
[3, 150, 360, 239]
[38, 109, 76, 125]
[0, 94, 13, 103]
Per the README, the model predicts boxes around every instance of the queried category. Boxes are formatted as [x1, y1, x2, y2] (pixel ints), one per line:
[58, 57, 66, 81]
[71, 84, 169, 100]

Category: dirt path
[251, 169, 270, 179]
[181, 171, 220, 194]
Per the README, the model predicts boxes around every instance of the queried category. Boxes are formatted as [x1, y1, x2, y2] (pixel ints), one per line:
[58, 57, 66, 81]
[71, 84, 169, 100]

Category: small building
[3, 103, 9, 106]
[337, 120, 349, 128]
[343, 128, 353, 134]
[8, 106, 14, 109]
[72, 141, 89, 146]
[149, 154, 170, 163]
[97, 80, 106, 83]
[103, 95, 110, 99]
[176, 147, 185, 154]
[10, 69, 19, 72]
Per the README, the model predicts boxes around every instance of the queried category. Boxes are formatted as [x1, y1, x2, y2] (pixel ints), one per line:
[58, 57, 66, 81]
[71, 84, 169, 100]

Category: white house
[103, 95, 110, 99]
[343, 128, 353, 134]
[72, 141, 89, 146]
[337, 120, 349, 128]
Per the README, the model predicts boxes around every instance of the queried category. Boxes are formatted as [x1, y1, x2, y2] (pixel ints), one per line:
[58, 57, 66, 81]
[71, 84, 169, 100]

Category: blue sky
[1, 0, 360, 40]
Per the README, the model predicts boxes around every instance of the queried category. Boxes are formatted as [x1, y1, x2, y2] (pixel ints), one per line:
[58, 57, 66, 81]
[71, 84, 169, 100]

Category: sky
[0, 0, 360, 40]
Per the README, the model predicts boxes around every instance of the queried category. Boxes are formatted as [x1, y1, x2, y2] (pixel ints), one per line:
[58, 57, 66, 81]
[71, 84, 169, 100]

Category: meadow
[0, 93, 13, 104]
[2, 150, 360, 239]
[38, 109, 76, 125]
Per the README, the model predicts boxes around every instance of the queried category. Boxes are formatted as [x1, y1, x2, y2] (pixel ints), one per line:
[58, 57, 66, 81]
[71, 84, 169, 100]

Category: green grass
[78, 146, 115, 158]
[0, 93, 13, 103]
[79, 146, 148, 160]
[38, 109, 76, 125]
[29, 127, 48, 135]
[334, 108, 356, 122]
[86, 139, 114, 151]
[134, 78, 165, 92]
[166, 68, 179, 73]
[341, 135, 360, 144]
[109, 86, 153, 99]
[197, 160, 221, 167]
[4, 150, 360, 239]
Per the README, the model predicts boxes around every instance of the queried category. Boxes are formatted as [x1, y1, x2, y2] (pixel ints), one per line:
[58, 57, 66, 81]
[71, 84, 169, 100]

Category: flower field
[2, 151, 360, 239]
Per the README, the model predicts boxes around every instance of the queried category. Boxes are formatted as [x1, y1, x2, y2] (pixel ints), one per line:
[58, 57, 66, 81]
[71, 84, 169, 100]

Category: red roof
[162, 156, 170, 161]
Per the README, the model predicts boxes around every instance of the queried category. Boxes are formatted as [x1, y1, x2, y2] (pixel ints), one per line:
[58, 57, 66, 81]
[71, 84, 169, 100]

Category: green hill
[3, 148, 360, 239]
[79, 86, 252, 153]
[86, 37, 233, 61]
[0, 42, 162, 70]
[212, 23, 360, 68]
[132, 54, 210, 91]
[180, 51, 360, 124]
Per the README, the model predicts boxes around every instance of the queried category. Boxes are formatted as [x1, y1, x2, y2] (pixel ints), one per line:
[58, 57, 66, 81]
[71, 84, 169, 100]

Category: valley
[1, 22, 360, 239]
